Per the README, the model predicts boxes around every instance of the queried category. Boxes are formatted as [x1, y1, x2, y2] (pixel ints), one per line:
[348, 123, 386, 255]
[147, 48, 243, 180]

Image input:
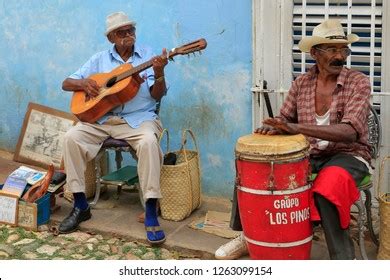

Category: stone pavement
[0, 150, 380, 260]
[0, 224, 179, 260]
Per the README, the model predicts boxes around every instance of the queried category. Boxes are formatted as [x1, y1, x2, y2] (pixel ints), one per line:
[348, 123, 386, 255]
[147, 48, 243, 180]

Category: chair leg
[363, 189, 379, 247]
[90, 150, 105, 207]
[115, 150, 123, 199]
[354, 195, 368, 260]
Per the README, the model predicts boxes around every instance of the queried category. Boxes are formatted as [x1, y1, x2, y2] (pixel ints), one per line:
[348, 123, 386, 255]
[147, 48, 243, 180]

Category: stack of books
[1, 166, 46, 197]
[1, 166, 66, 198]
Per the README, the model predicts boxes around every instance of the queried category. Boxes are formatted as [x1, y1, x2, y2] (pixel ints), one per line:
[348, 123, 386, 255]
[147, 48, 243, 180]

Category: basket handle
[180, 129, 200, 163]
[180, 129, 201, 212]
[159, 128, 170, 154]
[376, 156, 390, 198]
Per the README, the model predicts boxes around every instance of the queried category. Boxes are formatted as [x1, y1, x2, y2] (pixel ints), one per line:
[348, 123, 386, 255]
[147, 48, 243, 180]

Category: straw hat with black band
[298, 19, 359, 52]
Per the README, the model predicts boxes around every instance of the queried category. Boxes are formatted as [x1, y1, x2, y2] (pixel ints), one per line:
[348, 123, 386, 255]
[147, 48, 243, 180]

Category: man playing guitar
[61, 11, 167, 245]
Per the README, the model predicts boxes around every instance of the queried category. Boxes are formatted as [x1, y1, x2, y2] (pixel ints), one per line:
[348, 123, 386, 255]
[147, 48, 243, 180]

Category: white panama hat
[105, 11, 136, 36]
[298, 19, 359, 52]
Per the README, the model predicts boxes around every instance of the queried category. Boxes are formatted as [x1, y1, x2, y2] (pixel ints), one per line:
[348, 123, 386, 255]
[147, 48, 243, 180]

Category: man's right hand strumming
[80, 79, 100, 98]
[62, 78, 100, 99]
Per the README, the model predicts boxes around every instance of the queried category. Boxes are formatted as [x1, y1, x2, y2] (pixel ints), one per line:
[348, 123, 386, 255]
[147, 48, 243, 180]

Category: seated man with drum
[215, 19, 372, 260]
[60, 12, 168, 245]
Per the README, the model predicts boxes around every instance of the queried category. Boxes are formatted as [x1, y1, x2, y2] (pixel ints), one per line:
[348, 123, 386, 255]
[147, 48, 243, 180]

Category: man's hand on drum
[254, 124, 280, 135]
[255, 118, 298, 135]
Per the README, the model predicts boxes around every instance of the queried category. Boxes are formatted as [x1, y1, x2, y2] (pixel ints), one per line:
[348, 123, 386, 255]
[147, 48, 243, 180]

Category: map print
[19, 109, 75, 168]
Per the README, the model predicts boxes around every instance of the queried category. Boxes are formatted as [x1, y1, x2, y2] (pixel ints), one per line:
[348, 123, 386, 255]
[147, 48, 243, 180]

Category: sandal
[145, 226, 166, 245]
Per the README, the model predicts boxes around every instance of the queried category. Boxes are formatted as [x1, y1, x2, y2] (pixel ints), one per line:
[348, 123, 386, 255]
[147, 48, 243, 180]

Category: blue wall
[0, 0, 252, 197]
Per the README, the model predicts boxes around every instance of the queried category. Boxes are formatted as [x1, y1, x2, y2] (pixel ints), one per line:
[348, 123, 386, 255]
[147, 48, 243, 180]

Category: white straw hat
[298, 19, 359, 52]
[105, 12, 136, 36]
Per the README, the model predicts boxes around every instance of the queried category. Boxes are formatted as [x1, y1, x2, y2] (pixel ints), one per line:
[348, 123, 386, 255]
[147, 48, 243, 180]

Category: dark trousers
[230, 153, 369, 259]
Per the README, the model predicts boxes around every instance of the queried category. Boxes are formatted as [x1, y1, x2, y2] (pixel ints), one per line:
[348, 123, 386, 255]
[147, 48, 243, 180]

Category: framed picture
[18, 201, 38, 231]
[0, 192, 19, 226]
[14, 102, 78, 169]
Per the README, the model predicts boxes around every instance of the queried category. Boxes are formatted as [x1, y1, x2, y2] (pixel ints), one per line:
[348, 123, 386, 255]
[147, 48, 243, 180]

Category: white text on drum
[290, 207, 310, 223]
[269, 212, 288, 225]
[268, 207, 310, 225]
[273, 198, 299, 209]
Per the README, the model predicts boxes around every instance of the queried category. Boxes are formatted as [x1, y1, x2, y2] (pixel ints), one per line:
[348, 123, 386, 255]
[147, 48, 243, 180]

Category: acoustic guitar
[70, 38, 207, 123]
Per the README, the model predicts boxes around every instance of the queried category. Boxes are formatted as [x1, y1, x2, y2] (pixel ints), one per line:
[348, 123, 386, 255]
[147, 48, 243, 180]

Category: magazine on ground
[47, 180, 66, 193]
[47, 171, 66, 193]
[27, 171, 47, 185]
[1, 176, 27, 197]
[1, 166, 46, 197]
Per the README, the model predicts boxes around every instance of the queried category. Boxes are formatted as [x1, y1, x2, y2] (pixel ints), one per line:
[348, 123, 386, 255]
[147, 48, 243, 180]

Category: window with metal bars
[292, 0, 383, 95]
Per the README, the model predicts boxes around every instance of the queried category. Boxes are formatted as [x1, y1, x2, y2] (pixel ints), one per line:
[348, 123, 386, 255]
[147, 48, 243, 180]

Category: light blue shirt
[69, 44, 165, 128]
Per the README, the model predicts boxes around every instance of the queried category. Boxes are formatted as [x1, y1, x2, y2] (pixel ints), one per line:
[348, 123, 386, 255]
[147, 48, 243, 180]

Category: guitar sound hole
[106, 76, 117, 88]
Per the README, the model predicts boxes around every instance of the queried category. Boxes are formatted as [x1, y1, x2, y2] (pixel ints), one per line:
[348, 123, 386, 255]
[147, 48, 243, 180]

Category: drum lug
[307, 161, 312, 182]
[268, 161, 275, 191]
[235, 157, 241, 187]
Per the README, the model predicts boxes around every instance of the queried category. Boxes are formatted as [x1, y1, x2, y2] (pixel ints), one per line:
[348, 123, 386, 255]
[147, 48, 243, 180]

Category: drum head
[235, 134, 309, 161]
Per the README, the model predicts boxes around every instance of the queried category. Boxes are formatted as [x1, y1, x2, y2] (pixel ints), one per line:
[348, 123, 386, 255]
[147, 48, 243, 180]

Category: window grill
[292, 0, 383, 94]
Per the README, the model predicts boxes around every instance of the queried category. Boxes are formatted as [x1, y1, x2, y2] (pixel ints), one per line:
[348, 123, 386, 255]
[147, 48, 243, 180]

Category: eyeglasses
[315, 47, 352, 57]
[115, 27, 136, 38]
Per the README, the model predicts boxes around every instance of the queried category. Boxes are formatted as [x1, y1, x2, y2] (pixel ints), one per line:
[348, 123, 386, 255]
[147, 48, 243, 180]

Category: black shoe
[59, 207, 92, 234]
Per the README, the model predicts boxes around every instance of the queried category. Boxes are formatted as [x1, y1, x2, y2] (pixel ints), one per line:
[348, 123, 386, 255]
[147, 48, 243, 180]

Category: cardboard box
[18, 193, 51, 231]
[1, 183, 51, 231]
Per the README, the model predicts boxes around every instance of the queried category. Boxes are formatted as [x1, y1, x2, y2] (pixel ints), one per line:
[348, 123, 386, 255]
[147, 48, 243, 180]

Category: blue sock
[73, 192, 89, 211]
[145, 198, 165, 242]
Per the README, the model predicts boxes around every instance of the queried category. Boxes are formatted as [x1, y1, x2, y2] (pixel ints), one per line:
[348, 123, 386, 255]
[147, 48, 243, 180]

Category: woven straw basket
[64, 153, 108, 201]
[377, 156, 390, 259]
[159, 129, 202, 221]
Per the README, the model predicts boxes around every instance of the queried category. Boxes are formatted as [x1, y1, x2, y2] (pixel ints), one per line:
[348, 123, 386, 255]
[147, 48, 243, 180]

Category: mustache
[120, 36, 136, 45]
[330, 60, 345, 66]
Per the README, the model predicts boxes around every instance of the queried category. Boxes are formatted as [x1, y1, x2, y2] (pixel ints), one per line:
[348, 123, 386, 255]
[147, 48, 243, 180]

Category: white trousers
[63, 118, 163, 200]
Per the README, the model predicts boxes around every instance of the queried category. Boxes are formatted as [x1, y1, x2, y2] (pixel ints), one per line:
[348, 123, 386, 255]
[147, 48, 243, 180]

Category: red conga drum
[235, 134, 312, 259]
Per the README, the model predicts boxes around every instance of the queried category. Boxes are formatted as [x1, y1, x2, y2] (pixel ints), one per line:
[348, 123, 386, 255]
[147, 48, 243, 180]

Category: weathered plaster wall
[0, 0, 252, 197]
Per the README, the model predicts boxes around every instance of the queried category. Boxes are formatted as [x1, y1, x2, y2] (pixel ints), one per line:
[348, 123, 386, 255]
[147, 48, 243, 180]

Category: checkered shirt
[279, 65, 372, 162]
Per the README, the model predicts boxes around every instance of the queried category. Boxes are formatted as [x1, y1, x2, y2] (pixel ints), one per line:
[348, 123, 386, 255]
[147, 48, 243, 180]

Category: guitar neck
[115, 59, 155, 82]
[110, 38, 207, 85]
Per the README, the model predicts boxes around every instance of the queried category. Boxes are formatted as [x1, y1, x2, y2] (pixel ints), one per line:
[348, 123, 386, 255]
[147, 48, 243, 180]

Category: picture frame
[18, 201, 38, 231]
[14, 102, 78, 169]
[0, 191, 19, 226]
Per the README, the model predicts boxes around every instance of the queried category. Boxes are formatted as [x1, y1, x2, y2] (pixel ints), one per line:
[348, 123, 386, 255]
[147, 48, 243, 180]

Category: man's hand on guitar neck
[152, 48, 168, 79]
[150, 48, 168, 100]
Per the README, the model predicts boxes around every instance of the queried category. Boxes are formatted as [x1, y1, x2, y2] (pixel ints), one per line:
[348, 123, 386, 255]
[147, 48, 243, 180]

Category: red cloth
[310, 166, 360, 229]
